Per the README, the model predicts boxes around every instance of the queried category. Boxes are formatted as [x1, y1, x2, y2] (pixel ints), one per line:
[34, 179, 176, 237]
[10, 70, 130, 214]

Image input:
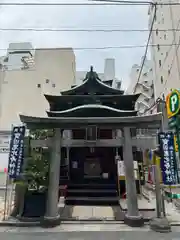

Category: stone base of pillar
[41, 215, 61, 228]
[124, 214, 144, 227]
[149, 217, 171, 233]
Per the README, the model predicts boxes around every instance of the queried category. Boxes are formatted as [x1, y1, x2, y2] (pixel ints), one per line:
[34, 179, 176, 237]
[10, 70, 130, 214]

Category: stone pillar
[42, 128, 61, 227]
[123, 127, 144, 227]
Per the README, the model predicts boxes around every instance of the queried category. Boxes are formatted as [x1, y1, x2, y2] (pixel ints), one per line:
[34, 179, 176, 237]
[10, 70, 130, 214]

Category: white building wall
[0, 47, 76, 130]
[6, 42, 34, 70]
[127, 58, 155, 115]
[149, 2, 180, 100]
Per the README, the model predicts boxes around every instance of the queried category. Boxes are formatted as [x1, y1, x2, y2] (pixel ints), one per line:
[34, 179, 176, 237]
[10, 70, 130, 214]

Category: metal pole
[175, 127, 180, 183]
[155, 100, 166, 217]
[138, 168, 142, 198]
[67, 147, 70, 180]
[161, 188, 166, 217]
[7, 180, 13, 216]
[3, 174, 9, 220]
[153, 162, 162, 218]
[115, 152, 121, 198]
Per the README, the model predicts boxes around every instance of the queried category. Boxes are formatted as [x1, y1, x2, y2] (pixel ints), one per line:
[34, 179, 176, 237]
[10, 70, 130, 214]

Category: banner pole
[3, 173, 9, 220]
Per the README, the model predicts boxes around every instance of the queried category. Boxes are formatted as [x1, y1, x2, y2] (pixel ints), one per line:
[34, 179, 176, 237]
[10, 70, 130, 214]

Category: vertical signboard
[166, 90, 180, 118]
[8, 126, 26, 180]
[158, 132, 177, 185]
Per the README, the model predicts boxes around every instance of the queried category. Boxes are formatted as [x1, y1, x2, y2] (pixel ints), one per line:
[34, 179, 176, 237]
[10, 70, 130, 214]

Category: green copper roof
[46, 104, 137, 118]
[44, 93, 140, 112]
[61, 66, 124, 95]
[19, 113, 162, 129]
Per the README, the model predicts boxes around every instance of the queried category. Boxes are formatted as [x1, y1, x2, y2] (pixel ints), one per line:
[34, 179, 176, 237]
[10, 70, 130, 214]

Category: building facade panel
[0, 46, 76, 130]
[149, 2, 180, 100]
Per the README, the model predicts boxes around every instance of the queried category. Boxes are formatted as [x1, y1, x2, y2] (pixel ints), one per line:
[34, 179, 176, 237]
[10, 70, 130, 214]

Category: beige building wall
[148, 2, 180, 100]
[0, 48, 76, 130]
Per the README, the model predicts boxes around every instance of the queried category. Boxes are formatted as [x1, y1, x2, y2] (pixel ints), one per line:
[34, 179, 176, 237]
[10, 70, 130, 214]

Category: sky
[0, 0, 150, 89]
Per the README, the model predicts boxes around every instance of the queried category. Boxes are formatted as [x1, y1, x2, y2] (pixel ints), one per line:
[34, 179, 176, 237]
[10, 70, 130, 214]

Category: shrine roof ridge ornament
[60, 65, 124, 95]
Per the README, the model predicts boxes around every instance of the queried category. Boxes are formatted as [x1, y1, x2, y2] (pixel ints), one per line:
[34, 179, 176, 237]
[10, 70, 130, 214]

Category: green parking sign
[166, 90, 180, 118]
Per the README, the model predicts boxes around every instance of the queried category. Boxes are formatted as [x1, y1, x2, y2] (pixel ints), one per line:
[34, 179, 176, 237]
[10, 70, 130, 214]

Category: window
[37, 84, 41, 88]
[159, 60, 161, 67]
[46, 79, 50, 83]
[157, 44, 160, 51]
[52, 83, 56, 88]
[160, 76, 163, 84]
[164, 34, 166, 40]
[166, 52, 168, 57]
[162, 18, 164, 24]
[156, 29, 158, 36]
[143, 72, 147, 76]
[136, 69, 139, 72]
[168, 69, 170, 75]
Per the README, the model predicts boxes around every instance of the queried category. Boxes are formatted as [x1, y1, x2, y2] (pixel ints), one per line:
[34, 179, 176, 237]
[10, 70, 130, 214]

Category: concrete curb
[0, 219, 179, 227]
[0, 221, 41, 227]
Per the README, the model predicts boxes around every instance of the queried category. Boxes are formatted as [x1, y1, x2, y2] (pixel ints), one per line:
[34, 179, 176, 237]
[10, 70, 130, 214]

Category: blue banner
[158, 132, 177, 185]
[8, 126, 26, 179]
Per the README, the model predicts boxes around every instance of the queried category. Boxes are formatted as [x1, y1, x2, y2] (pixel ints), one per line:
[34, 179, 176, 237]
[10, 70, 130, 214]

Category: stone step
[67, 183, 117, 190]
[66, 188, 118, 198]
[65, 196, 119, 206]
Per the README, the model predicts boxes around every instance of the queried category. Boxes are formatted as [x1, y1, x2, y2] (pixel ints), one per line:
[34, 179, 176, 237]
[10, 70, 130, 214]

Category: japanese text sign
[158, 132, 177, 185]
[8, 126, 26, 179]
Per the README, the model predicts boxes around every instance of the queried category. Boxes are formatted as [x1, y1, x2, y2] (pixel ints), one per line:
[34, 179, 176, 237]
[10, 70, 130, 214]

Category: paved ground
[142, 185, 180, 224]
[71, 206, 115, 220]
[0, 173, 7, 188]
[0, 224, 180, 239]
[0, 189, 14, 220]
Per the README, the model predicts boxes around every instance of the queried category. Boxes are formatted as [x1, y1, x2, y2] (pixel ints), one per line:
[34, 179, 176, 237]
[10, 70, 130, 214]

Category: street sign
[174, 134, 179, 152]
[158, 132, 177, 185]
[8, 126, 26, 180]
[166, 90, 180, 118]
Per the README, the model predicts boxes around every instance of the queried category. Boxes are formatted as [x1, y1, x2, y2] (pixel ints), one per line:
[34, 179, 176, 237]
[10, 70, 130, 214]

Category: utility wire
[0, 43, 180, 52]
[93, 0, 152, 5]
[1, 28, 180, 32]
[0, 1, 153, 6]
[1, 1, 180, 6]
[133, 3, 157, 94]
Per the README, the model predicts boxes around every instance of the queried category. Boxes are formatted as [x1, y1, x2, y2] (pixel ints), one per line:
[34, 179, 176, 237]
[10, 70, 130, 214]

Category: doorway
[69, 147, 117, 184]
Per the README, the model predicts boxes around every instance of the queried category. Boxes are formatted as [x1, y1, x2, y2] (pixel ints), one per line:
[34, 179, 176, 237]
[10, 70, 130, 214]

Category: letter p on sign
[171, 95, 178, 111]
[166, 90, 180, 118]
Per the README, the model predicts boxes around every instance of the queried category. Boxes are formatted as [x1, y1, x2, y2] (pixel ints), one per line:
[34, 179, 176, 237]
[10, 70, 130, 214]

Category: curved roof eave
[46, 104, 137, 115]
[44, 93, 139, 102]
[60, 75, 124, 95]
[19, 112, 162, 129]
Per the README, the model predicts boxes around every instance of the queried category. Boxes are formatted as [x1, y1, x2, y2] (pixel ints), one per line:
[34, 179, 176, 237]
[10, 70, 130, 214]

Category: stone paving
[0, 187, 179, 225]
[71, 206, 115, 220]
[120, 197, 155, 210]
[142, 185, 180, 224]
[0, 189, 14, 220]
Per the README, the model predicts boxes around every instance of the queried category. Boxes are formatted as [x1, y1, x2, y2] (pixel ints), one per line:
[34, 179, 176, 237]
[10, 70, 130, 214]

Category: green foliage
[23, 129, 53, 191]
[30, 129, 54, 140]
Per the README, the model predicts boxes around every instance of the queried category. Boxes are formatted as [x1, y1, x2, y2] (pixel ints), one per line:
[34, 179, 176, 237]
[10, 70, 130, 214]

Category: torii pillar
[123, 127, 144, 227]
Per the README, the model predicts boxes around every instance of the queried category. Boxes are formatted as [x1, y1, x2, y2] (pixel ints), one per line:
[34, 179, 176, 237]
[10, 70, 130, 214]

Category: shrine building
[20, 66, 162, 227]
